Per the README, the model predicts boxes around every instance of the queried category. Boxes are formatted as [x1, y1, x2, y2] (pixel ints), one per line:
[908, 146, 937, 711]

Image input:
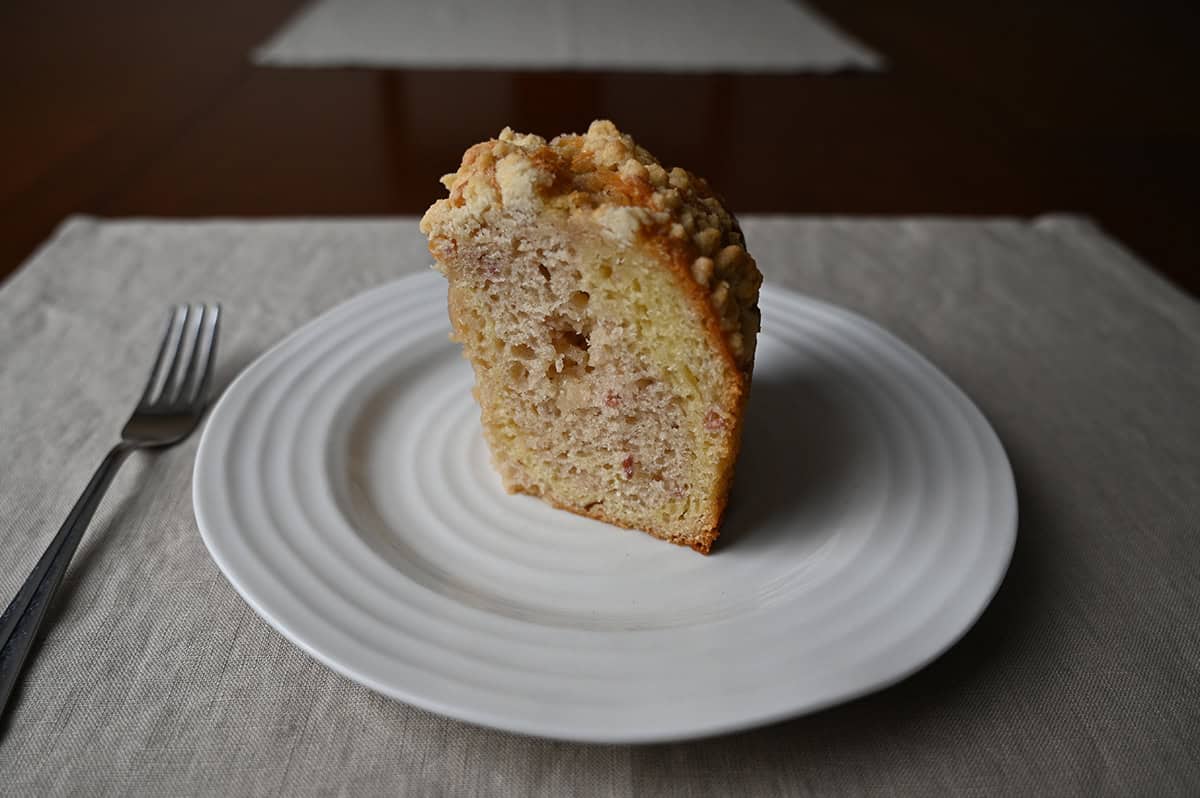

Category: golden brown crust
[516, 485, 718, 554]
[650, 239, 748, 555]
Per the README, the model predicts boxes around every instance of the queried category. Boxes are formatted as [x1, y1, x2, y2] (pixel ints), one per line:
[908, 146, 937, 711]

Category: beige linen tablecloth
[1, 215, 1197, 795]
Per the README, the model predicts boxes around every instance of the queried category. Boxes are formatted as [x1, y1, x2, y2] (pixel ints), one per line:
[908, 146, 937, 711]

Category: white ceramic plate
[194, 272, 1016, 743]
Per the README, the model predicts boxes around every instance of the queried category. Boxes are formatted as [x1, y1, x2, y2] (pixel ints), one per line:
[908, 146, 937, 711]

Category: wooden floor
[2, 0, 1197, 295]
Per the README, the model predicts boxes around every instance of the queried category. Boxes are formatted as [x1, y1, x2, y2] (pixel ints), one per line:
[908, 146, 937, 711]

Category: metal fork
[0, 304, 221, 719]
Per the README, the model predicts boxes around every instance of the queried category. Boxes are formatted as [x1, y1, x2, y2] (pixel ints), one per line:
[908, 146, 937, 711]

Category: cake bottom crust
[506, 483, 722, 554]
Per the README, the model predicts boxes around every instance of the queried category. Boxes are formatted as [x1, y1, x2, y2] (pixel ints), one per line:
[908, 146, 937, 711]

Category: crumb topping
[421, 120, 762, 369]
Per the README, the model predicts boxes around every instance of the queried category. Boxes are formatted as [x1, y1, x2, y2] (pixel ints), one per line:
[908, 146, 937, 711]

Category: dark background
[2, 0, 1197, 295]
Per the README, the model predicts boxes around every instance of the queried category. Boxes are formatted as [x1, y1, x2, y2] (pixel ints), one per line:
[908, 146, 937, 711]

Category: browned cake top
[421, 120, 762, 370]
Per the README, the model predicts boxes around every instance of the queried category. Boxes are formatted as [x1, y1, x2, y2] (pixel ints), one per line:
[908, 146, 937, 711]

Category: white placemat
[253, 0, 883, 72]
[1, 215, 1198, 795]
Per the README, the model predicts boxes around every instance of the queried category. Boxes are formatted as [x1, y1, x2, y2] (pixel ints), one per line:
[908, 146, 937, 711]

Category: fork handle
[0, 444, 133, 719]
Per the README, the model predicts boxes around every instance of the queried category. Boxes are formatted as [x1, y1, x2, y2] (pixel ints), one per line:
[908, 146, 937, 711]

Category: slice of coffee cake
[420, 120, 761, 553]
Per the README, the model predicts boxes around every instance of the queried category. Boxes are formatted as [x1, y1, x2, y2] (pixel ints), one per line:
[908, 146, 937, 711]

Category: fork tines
[140, 303, 221, 410]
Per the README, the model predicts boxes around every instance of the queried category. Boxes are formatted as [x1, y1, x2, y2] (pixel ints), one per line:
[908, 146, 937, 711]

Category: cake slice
[420, 120, 762, 553]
